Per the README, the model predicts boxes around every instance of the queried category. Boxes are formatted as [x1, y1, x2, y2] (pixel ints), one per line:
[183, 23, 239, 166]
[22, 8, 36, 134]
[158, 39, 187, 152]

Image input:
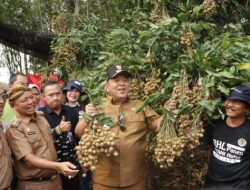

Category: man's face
[14, 75, 29, 86]
[106, 75, 130, 103]
[224, 99, 249, 119]
[11, 91, 36, 116]
[43, 84, 63, 109]
[0, 86, 7, 116]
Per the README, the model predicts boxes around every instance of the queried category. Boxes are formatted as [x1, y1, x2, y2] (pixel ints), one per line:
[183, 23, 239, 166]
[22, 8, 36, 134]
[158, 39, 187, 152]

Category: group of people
[1, 65, 250, 190]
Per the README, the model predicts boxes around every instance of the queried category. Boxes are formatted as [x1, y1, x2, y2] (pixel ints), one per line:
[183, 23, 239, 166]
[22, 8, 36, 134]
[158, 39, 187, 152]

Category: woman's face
[66, 88, 81, 103]
[31, 87, 41, 105]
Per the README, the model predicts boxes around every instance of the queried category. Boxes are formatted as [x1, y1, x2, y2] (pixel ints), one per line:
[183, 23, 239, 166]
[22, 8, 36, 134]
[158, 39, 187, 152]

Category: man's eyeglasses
[118, 113, 126, 131]
[0, 92, 8, 101]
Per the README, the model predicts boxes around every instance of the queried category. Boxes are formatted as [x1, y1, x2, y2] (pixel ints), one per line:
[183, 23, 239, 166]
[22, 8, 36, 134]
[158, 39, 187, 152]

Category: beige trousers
[93, 180, 146, 190]
[17, 175, 62, 190]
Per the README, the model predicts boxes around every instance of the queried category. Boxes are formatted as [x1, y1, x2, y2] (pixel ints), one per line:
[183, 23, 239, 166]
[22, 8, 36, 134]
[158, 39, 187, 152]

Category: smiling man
[204, 85, 250, 190]
[0, 84, 13, 190]
[75, 64, 165, 190]
[6, 84, 78, 190]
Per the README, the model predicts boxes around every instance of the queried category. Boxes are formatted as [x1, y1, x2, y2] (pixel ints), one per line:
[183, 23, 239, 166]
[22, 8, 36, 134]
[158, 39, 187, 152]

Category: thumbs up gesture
[58, 116, 72, 133]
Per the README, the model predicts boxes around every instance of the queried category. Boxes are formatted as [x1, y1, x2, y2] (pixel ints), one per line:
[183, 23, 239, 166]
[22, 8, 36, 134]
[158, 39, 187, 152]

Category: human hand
[59, 116, 72, 132]
[85, 103, 98, 116]
[59, 162, 79, 178]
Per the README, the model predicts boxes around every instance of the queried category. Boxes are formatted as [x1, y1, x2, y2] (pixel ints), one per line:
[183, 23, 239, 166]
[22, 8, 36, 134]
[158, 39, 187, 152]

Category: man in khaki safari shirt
[75, 65, 171, 190]
[0, 84, 13, 190]
[6, 84, 79, 190]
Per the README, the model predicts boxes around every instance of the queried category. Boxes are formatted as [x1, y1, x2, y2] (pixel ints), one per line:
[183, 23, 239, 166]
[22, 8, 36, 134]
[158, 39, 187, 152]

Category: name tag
[27, 128, 36, 135]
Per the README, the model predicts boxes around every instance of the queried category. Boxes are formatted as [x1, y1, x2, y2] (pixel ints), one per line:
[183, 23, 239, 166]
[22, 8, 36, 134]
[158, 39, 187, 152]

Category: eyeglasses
[0, 92, 8, 101]
[118, 113, 126, 131]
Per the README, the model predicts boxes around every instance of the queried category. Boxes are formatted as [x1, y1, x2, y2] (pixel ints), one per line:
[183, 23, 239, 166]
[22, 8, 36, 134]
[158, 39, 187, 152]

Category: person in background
[204, 85, 250, 190]
[9, 73, 29, 86]
[6, 83, 78, 190]
[75, 64, 173, 190]
[63, 80, 86, 120]
[63, 80, 91, 190]
[0, 84, 13, 190]
[29, 84, 43, 109]
[39, 80, 81, 190]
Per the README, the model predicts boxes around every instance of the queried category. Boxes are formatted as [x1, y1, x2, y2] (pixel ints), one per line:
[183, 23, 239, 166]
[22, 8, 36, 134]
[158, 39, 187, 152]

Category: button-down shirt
[0, 121, 13, 189]
[39, 105, 79, 165]
[93, 97, 162, 187]
[6, 112, 57, 180]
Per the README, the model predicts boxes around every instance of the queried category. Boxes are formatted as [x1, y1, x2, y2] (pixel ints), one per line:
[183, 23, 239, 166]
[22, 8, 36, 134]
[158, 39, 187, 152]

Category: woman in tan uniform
[6, 84, 79, 190]
[0, 84, 13, 190]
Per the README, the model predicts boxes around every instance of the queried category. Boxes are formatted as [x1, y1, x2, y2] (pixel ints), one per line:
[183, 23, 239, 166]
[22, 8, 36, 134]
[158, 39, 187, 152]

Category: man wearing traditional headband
[0, 84, 13, 190]
[6, 84, 79, 190]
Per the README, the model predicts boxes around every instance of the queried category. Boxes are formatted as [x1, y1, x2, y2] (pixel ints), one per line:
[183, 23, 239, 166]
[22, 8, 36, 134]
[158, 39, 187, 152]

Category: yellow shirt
[93, 97, 162, 187]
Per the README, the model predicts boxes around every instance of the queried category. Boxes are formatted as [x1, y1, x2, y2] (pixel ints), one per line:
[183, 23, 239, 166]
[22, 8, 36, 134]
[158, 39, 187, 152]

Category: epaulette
[10, 119, 20, 128]
[36, 111, 45, 116]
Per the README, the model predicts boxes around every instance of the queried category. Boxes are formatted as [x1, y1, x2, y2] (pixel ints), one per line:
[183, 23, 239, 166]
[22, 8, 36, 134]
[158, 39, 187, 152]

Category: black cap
[63, 80, 85, 95]
[107, 65, 131, 79]
[226, 85, 250, 105]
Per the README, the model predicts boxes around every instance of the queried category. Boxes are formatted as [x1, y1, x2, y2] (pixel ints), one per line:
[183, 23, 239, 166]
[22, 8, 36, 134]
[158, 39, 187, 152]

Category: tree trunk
[74, 0, 81, 16]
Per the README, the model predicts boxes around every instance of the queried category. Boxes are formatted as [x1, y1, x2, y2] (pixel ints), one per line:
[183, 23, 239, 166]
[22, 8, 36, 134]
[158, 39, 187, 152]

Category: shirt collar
[65, 102, 80, 107]
[44, 105, 66, 114]
[15, 112, 37, 125]
[107, 96, 130, 105]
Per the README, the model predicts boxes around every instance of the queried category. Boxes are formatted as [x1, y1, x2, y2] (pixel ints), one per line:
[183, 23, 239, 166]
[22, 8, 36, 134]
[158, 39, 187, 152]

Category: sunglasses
[118, 113, 126, 131]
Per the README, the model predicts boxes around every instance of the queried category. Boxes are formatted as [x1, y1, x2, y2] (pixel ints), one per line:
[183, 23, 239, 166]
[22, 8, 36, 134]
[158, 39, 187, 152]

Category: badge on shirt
[27, 128, 36, 135]
[238, 138, 247, 147]
[11, 120, 20, 128]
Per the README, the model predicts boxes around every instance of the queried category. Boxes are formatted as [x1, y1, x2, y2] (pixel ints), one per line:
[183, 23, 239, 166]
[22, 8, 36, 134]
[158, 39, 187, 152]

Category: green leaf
[219, 70, 238, 79]
[198, 100, 217, 112]
[177, 104, 193, 116]
[218, 84, 230, 95]
[237, 63, 250, 70]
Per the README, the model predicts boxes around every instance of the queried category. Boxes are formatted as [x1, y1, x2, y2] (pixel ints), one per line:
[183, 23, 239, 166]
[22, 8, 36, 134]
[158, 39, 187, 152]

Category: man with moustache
[6, 84, 78, 190]
[0, 84, 13, 190]
[204, 85, 250, 190]
[39, 80, 80, 190]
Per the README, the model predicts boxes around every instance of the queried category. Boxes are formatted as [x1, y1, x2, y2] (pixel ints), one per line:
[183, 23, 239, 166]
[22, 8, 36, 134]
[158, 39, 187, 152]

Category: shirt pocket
[26, 132, 43, 150]
[124, 111, 145, 123]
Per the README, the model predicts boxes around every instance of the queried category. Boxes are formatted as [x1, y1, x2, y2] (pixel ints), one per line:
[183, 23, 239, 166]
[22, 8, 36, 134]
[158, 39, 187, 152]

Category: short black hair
[9, 73, 27, 85]
[41, 80, 61, 93]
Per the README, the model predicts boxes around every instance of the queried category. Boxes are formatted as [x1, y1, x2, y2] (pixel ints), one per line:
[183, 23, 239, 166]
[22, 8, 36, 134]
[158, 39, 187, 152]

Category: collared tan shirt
[6, 112, 58, 180]
[0, 122, 13, 189]
[93, 97, 162, 187]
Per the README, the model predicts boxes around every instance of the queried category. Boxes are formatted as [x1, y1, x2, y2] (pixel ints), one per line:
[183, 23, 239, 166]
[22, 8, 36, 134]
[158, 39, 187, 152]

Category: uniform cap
[63, 80, 84, 95]
[226, 85, 250, 105]
[107, 65, 131, 79]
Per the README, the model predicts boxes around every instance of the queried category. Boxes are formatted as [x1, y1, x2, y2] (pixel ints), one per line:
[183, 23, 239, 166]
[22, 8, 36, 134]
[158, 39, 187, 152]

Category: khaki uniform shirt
[0, 122, 13, 189]
[93, 97, 162, 187]
[6, 111, 58, 180]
